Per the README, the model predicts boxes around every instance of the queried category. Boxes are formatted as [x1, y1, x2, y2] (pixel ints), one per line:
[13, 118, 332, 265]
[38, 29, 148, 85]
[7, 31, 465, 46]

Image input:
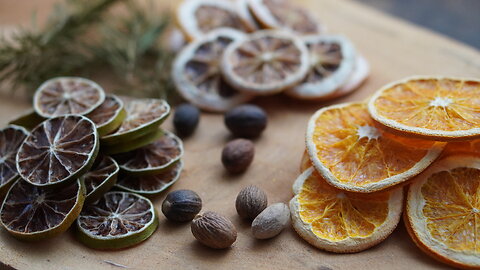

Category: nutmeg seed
[161, 189, 202, 222]
[251, 203, 290, 239]
[191, 211, 237, 249]
[235, 185, 268, 220]
[221, 139, 254, 174]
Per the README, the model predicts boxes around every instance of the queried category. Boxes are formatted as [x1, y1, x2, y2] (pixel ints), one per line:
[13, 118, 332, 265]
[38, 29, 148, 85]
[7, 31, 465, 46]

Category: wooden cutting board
[0, 0, 479, 269]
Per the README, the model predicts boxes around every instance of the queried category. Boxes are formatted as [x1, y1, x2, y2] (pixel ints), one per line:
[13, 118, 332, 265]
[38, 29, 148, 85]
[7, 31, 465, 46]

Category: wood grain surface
[0, 0, 479, 269]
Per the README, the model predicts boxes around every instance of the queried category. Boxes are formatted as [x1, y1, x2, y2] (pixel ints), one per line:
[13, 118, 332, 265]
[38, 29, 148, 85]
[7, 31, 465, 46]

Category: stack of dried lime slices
[291, 76, 480, 269]
[172, 0, 370, 112]
[1, 76, 184, 250]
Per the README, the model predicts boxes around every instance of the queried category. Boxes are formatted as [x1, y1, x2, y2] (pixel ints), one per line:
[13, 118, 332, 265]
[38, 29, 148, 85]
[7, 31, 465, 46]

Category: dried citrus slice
[368, 77, 480, 141]
[86, 95, 126, 137]
[8, 109, 45, 130]
[286, 35, 356, 100]
[102, 129, 164, 155]
[33, 77, 105, 118]
[16, 115, 99, 187]
[76, 191, 158, 250]
[290, 167, 403, 253]
[441, 140, 480, 158]
[115, 161, 183, 196]
[0, 179, 85, 241]
[176, 0, 256, 41]
[101, 98, 170, 146]
[221, 30, 309, 95]
[405, 155, 480, 269]
[306, 102, 445, 192]
[332, 55, 370, 99]
[172, 28, 253, 112]
[299, 150, 311, 173]
[114, 130, 183, 176]
[0, 125, 29, 198]
[247, 0, 323, 35]
[83, 155, 119, 204]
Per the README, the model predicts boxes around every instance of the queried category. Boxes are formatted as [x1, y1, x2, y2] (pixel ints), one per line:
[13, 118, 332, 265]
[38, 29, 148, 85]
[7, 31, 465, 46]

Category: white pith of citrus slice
[306, 102, 445, 193]
[247, 0, 323, 35]
[0, 125, 29, 197]
[286, 35, 357, 100]
[76, 191, 158, 250]
[16, 115, 99, 187]
[176, 0, 256, 41]
[172, 28, 253, 112]
[335, 55, 370, 98]
[83, 155, 119, 204]
[221, 30, 309, 95]
[86, 95, 126, 137]
[368, 76, 480, 141]
[0, 179, 85, 241]
[290, 167, 403, 253]
[405, 155, 480, 269]
[34, 77, 105, 118]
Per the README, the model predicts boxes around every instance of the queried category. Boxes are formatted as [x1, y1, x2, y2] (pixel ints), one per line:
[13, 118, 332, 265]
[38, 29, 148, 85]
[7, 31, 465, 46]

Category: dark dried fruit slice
[0, 125, 29, 197]
[76, 191, 158, 250]
[34, 77, 105, 118]
[115, 161, 183, 196]
[102, 128, 164, 155]
[0, 179, 85, 241]
[86, 95, 126, 136]
[83, 156, 119, 203]
[8, 109, 45, 130]
[16, 115, 99, 187]
[114, 130, 183, 176]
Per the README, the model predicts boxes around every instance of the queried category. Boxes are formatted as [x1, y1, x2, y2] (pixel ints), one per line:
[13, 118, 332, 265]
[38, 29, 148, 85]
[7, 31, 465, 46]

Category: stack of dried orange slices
[172, 0, 370, 112]
[1, 76, 184, 250]
[291, 76, 480, 269]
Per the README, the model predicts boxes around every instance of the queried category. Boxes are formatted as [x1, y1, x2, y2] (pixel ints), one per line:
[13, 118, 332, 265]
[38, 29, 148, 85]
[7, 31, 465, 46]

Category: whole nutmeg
[173, 104, 200, 137]
[221, 139, 254, 174]
[162, 190, 202, 222]
[191, 211, 237, 249]
[252, 203, 290, 240]
[224, 104, 267, 138]
[235, 185, 268, 220]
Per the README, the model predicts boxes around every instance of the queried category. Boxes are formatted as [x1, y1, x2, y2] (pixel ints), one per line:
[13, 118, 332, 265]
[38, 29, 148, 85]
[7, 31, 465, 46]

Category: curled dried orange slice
[176, 0, 256, 41]
[0, 125, 29, 197]
[221, 30, 309, 95]
[0, 179, 85, 241]
[306, 102, 445, 192]
[247, 0, 322, 35]
[86, 95, 126, 136]
[83, 155, 119, 204]
[286, 35, 357, 100]
[172, 28, 252, 112]
[290, 167, 403, 253]
[405, 155, 480, 269]
[368, 77, 480, 141]
[299, 150, 311, 173]
[34, 77, 105, 118]
[16, 115, 99, 187]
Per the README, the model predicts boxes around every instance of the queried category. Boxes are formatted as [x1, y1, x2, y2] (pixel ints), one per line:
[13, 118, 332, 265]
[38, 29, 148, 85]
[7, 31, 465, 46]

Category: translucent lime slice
[83, 155, 119, 204]
[0, 125, 29, 198]
[86, 95, 126, 137]
[76, 191, 158, 250]
[16, 115, 99, 187]
[8, 109, 45, 130]
[0, 179, 85, 241]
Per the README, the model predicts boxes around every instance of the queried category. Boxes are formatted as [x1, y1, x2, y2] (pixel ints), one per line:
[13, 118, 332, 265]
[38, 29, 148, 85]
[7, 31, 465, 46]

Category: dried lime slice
[83, 156, 119, 204]
[0, 125, 29, 198]
[114, 130, 183, 176]
[8, 109, 45, 130]
[102, 128, 165, 155]
[101, 98, 170, 146]
[0, 179, 85, 241]
[86, 95, 126, 136]
[34, 77, 106, 118]
[115, 161, 183, 196]
[76, 191, 158, 250]
[16, 115, 99, 187]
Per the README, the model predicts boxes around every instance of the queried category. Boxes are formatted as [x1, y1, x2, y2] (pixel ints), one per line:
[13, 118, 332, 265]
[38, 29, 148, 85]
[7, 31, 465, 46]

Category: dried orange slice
[76, 191, 158, 249]
[247, 0, 323, 35]
[34, 77, 105, 118]
[0, 125, 29, 198]
[299, 150, 311, 173]
[16, 115, 99, 187]
[405, 155, 480, 269]
[442, 140, 480, 158]
[368, 77, 480, 141]
[176, 0, 256, 41]
[221, 30, 309, 95]
[116, 161, 183, 196]
[86, 95, 126, 136]
[290, 167, 403, 253]
[172, 28, 252, 112]
[83, 155, 119, 204]
[306, 102, 445, 192]
[114, 130, 183, 176]
[0, 179, 85, 241]
[286, 35, 357, 100]
[101, 98, 170, 146]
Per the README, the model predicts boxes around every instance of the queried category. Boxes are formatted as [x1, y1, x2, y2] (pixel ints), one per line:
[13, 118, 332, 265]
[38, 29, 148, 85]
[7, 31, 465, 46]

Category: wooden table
[0, 0, 479, 269]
